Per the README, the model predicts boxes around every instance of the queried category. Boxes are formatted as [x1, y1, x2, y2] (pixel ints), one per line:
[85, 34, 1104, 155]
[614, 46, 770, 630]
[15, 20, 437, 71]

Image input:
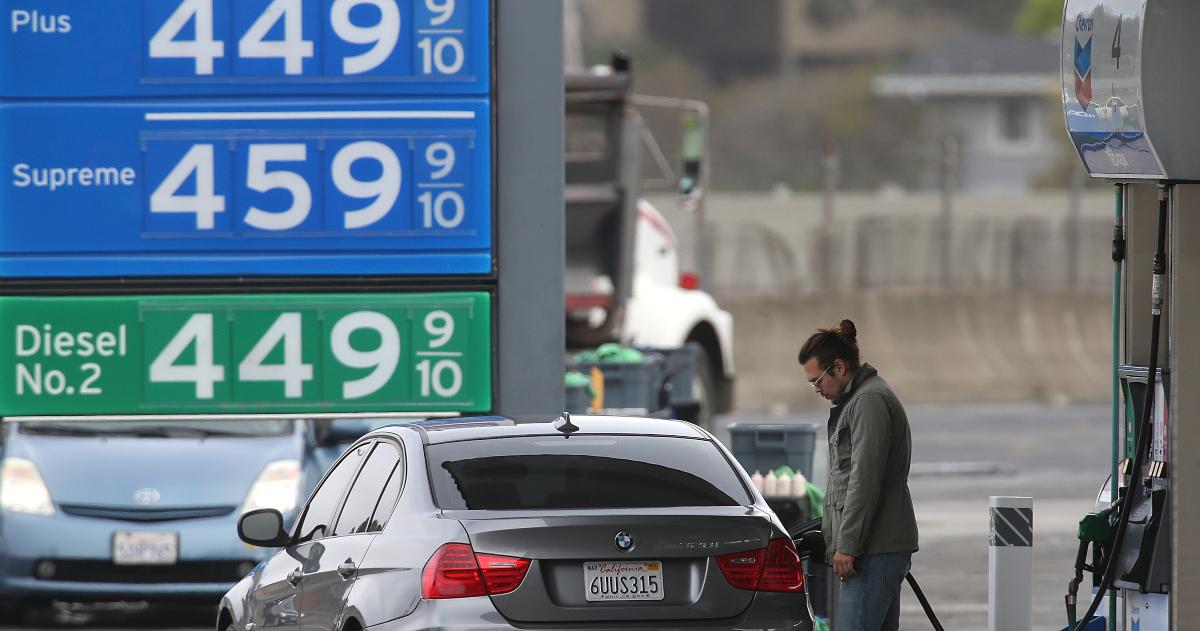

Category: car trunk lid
[453, 507, 773, 623]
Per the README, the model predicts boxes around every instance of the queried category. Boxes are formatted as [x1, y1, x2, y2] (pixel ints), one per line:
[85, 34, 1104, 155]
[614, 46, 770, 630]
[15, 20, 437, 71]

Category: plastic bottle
[750, 471, 765, 492]
[791, 470, 808, 497]
[763, 470, 778, 496]
[777, 471, 792, 498]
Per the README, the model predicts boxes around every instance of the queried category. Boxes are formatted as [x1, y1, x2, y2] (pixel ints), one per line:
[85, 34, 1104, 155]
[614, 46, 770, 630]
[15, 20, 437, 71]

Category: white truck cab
[623, 200, 735, 425]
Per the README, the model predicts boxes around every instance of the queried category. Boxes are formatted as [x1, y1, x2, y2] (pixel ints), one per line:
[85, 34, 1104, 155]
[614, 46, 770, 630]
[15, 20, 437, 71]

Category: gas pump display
[1062, 0, 1158, 177]
[0, 292, 491, 415]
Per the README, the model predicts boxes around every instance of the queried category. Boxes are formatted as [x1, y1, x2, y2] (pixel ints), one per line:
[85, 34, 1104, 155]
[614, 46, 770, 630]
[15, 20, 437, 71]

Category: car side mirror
[238, 509, 291, 548]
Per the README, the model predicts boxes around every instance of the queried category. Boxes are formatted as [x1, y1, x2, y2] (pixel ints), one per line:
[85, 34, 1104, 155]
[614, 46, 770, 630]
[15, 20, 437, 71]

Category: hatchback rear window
[427, 435, 750, 510]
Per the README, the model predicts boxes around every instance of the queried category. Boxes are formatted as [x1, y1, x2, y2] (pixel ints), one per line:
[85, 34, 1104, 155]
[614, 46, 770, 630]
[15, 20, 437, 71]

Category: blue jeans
[836, 551, 912, 631]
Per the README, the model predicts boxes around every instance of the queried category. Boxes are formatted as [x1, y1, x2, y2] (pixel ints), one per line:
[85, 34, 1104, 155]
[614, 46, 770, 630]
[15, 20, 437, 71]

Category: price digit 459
[149, 141, 407, 232]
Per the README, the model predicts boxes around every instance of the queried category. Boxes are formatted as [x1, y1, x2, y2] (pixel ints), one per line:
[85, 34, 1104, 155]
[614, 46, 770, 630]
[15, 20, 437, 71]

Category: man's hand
[833, 551, 857, 579]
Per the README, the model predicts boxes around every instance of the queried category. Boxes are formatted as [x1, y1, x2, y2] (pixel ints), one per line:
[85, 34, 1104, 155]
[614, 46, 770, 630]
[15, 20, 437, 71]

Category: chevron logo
[1074, 36, 1093, 110]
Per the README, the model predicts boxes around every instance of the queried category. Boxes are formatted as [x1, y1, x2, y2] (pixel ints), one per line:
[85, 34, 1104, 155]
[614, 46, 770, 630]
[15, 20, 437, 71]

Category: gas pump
[1060, 1, 1200, 629]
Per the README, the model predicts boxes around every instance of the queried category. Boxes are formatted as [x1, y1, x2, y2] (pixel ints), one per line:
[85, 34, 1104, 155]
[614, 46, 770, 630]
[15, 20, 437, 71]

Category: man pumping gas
[798, 319, 919, 631]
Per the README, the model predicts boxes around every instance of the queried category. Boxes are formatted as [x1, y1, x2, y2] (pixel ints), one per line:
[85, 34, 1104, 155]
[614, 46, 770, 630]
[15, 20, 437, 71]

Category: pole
[820, 145, 839, 290]
[1109, 184, 1123, 630]
[940, 135, 958, 288]
[988, 496, 1033, 631]
[1068, 165, 1084, 287]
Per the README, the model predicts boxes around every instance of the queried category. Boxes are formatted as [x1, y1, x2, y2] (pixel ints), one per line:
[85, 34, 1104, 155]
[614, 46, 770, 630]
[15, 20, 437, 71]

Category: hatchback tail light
[421, 543, 532, 599]
[716, 538, 804, 593]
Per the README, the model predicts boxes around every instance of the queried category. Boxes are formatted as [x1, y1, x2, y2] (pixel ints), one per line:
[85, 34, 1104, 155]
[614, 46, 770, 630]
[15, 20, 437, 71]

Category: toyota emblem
[133, 488, 161, 506]
[614, 531, 634, 551]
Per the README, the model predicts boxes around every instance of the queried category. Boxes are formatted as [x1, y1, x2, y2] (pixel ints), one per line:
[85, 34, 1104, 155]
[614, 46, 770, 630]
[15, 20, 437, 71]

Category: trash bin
[657, 343, 697, 409]
[727, 422, 819, 481]
[563, 382, 592, 414]
[570, 354, 664, 413]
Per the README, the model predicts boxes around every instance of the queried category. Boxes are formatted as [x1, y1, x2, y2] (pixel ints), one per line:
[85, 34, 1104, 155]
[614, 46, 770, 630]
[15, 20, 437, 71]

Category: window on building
[1000, 99, 1031, 143]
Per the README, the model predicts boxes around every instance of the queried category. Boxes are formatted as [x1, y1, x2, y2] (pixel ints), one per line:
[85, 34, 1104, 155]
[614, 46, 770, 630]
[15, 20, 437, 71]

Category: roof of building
[873, 32, 1061, 98]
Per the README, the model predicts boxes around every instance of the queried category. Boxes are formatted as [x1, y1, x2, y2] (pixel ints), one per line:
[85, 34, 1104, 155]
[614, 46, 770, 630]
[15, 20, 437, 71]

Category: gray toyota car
[220, 415, 812, 631]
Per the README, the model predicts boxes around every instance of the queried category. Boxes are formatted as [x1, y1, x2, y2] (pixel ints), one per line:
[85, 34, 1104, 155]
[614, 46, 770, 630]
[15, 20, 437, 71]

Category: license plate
[583, 561, 664, 602]
[112, 531, 178, 565]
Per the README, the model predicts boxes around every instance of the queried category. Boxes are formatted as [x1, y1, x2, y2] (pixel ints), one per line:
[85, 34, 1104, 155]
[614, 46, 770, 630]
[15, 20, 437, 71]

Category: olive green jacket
[822, 364, 919, 563]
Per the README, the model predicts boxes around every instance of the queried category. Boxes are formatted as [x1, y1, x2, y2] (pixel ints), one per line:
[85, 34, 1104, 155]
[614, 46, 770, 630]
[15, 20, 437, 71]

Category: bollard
[988, 496, 1033, 631]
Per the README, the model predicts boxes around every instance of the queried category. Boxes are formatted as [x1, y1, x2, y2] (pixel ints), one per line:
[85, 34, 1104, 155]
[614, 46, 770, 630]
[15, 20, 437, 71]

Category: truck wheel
[691, 345, 717, 432]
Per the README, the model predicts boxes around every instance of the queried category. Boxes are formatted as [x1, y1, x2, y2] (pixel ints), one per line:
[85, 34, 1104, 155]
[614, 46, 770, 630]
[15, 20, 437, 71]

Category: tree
[1015, 0, 1065, 35]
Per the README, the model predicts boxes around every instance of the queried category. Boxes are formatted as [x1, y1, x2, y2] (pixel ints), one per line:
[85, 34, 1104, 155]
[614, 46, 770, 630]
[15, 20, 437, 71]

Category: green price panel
[0, 293, 491, 416]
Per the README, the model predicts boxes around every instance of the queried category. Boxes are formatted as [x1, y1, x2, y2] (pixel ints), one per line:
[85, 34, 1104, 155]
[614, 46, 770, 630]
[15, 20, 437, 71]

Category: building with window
[872, 33, 1061, 193]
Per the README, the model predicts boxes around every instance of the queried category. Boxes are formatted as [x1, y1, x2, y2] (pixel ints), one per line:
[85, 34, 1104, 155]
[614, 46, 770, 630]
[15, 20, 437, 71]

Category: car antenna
[554, 412, 579, 438]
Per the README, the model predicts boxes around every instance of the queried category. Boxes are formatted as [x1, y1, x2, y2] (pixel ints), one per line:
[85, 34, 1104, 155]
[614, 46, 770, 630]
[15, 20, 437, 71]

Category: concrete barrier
[725, 289, 1110, 410]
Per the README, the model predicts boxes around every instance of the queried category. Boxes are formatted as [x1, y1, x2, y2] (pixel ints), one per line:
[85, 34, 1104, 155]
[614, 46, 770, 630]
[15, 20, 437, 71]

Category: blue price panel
[0, 0, 489, 96]
[0, 99, 492, 277]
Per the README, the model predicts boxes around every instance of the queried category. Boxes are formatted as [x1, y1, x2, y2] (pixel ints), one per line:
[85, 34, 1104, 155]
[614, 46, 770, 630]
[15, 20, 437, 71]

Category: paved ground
[2, 402, 1111, 630]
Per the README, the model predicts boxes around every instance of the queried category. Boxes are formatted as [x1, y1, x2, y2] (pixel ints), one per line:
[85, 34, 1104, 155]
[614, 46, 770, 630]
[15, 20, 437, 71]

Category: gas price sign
[0, 0, 489, 97]
[0, 292, 491, 415]
[0, 99, 491, 277]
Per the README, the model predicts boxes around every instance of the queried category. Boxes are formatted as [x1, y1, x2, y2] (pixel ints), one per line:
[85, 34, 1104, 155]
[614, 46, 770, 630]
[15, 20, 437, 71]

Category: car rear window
[427, 435, 751, 510]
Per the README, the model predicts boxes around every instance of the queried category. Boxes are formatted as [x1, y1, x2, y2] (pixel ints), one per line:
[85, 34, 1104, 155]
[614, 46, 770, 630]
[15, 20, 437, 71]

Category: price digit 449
[148, 0, 466, 77]
[146, 308, 466, 402]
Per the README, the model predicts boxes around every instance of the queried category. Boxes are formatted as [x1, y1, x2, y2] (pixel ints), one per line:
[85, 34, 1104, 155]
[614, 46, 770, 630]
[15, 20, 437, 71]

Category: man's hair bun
[798, 318, 862, 371]
[838, 319, 858, 344]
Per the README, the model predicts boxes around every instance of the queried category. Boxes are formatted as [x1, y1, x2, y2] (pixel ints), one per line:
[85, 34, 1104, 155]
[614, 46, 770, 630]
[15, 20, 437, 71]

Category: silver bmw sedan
[220, 415, 812, 631]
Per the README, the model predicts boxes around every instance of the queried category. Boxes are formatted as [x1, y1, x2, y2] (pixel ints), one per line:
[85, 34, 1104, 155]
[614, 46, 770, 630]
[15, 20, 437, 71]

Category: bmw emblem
[614, 531, 634, 552]
[133, 488, 161, 506]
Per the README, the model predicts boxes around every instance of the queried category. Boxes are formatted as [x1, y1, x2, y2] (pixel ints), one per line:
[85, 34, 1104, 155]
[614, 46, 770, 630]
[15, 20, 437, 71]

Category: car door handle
[287, 568, 304, 586]
[337, 560, 356, 579]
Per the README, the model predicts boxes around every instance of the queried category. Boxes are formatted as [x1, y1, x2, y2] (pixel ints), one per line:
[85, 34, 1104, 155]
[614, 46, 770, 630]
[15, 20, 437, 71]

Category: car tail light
[679, 272, 701, 290]
[421, 543, 531, 599]
[716, 547, 766, 590]
[716, 538, 804, 593]
[757, 538, 805, 593]
[476, 553, 532, 594]
[423, 544, 486, 599]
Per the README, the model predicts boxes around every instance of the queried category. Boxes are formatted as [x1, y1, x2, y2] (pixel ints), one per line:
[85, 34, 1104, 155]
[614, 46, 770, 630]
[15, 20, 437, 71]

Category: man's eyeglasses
[808, 364, 832, 390]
